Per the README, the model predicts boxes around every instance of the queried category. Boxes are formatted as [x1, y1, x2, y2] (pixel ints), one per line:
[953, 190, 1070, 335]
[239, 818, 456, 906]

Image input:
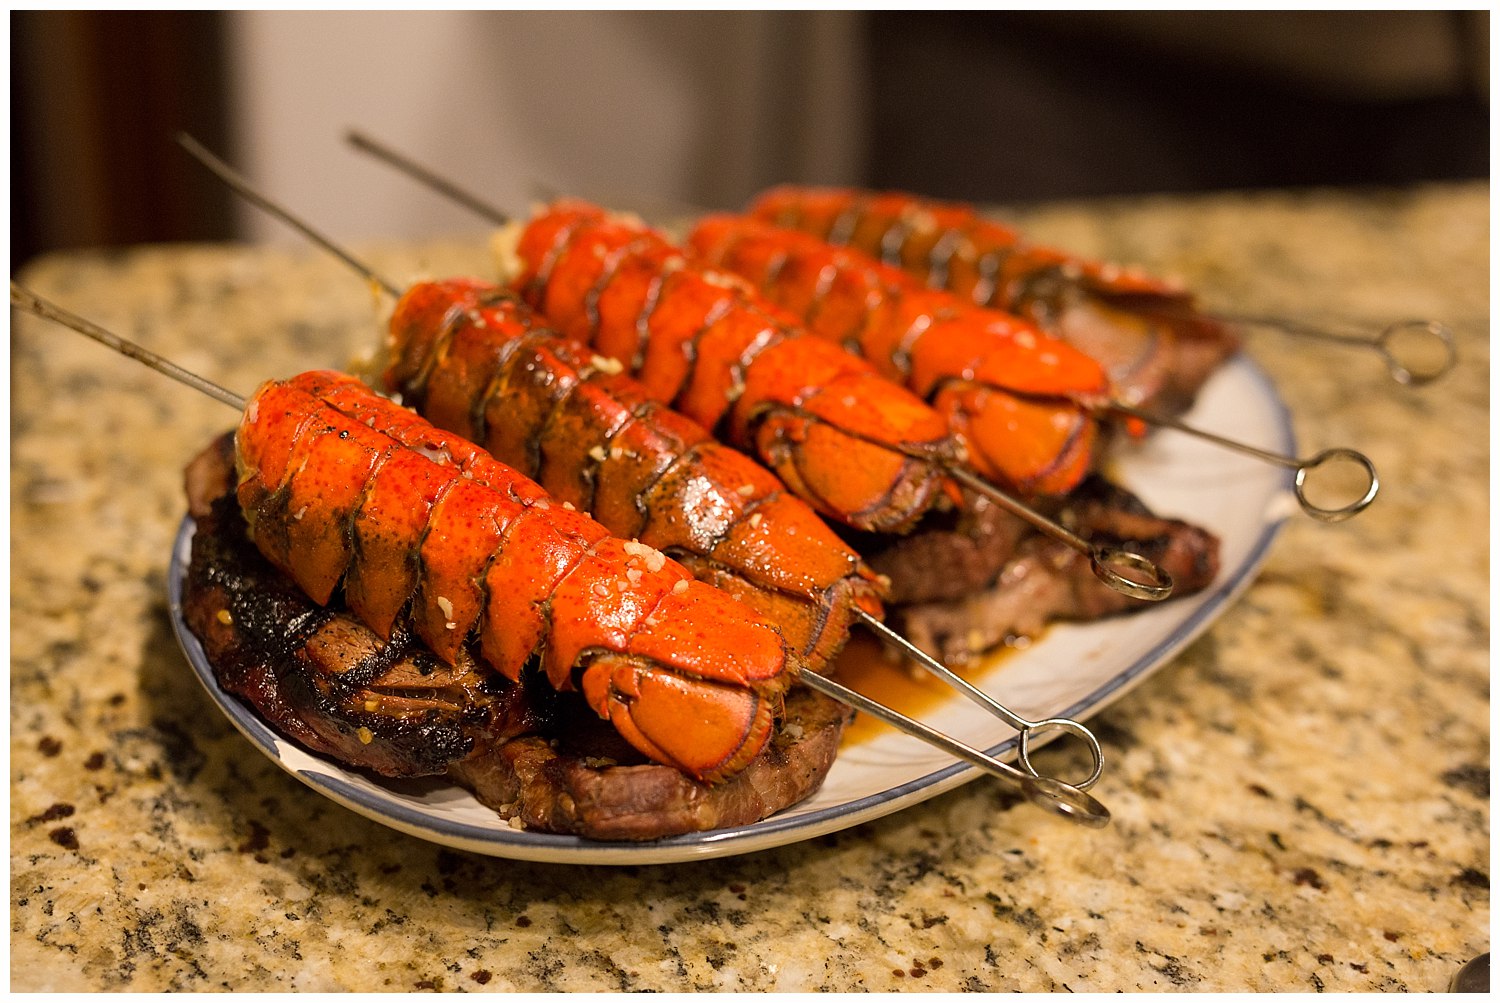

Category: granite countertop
[11, 183, 1488, 991]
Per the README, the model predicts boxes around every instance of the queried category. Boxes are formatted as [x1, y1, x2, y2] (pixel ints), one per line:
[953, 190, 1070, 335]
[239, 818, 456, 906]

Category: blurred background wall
[11, 10, 1488, 269]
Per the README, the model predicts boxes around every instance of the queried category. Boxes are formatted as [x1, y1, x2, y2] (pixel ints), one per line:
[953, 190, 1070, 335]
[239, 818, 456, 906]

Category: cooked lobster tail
[747, 185, 1239, 417]
[687, 214, 1117, 496]
[381, 277, 887, 672]
[502, 199, 964, 534]
[234, 370, 793, 783]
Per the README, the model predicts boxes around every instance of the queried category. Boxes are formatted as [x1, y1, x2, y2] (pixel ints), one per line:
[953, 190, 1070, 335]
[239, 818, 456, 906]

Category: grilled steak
[451, 685, 849, 841]
[180, 434, 850, 841]
[863, 475, 1221, 664]
[182, 433, 541, 777]
[1053, 292, 1239, 419]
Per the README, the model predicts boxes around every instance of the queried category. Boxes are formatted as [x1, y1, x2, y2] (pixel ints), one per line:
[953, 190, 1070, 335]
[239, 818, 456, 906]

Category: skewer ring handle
[1017, 716, 1105, 792]
[1294, 447, 1379, 522]
[1090, 546, 1173, 601]
[1378, 319, 1456, 387]
[1021, 776, 1111, 828]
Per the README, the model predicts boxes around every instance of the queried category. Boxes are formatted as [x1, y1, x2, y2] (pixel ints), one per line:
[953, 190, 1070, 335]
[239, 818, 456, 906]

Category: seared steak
[1052, 291, 1239, 419]
[864, 475, 1221, 664]
[452, 686, 849, 841]
[182, 434, 541, 777]
[180, 434, 850, 841]
[858, 490, 1032, 606]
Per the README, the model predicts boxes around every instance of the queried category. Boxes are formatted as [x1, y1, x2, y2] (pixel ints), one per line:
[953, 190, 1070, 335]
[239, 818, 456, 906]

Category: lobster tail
[501, 200, 963, 533]
[745, 185, 1239, 418]
[382, 278, 887, 673]
[234, 371, 795, 783]
[687, 212, 1112, 497]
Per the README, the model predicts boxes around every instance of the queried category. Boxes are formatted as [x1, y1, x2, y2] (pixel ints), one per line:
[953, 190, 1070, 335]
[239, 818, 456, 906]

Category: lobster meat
[235, 368, 794, 783]
[686, 213, 1119, 495]
[746, 186, 1240, 416]
[501, 199, 964, 533]
[381, 276, 885, 674]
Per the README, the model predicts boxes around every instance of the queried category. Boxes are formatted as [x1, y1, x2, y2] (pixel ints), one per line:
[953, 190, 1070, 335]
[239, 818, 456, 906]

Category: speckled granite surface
[11, 183, 1487, 991]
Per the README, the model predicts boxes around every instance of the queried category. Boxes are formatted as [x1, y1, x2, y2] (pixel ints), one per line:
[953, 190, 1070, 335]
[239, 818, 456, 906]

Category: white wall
[224, 10, 867, 244]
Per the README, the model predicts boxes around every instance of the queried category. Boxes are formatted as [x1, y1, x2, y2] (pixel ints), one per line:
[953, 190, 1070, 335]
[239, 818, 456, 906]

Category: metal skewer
[342, 127, 1382, 525]
[1107, 403, 1379, 523]
[336, 129, 1174, 601]
[166, 139, 1116, 825]
[1211, 312, 1456, 388]
[513, 175, 1452, 393]
[797, 670, 1109, 827]
[854, 609, 1103, 791]
[12, 285, 249, 412]
[13, 281, 1108, 827]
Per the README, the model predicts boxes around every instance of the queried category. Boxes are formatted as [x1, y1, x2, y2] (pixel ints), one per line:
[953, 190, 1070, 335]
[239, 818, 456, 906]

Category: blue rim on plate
[167, 356, 1295, 865]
